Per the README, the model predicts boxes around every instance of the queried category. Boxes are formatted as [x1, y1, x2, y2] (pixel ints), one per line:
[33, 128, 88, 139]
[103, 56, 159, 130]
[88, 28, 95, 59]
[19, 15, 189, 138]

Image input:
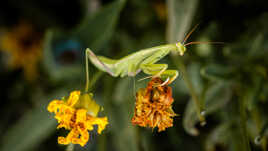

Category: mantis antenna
[184, 41, 224, 46]
[182, 24, 224, 46]
[182, 23, 200, 44]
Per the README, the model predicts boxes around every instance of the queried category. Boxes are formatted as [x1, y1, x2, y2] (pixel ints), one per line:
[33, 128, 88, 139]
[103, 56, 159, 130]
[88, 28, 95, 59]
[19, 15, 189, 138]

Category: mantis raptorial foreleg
[138, 49, 177, 84]
[141, 64, 168, 77]
[158, 70, 178, 84]
[141, 64, 178, 84]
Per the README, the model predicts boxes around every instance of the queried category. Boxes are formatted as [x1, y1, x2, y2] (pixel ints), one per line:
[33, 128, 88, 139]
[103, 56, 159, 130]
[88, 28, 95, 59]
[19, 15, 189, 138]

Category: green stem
[65, 144, 74, 151]
[136, 127, 143, 151]
[171, 55, 205, 123]
[235, 84, 251, 151]
[239, 96, 251, 151]
[98, 134, 106, 151]
[252, 109, 267, 151]
[85, 51, 90, 93]
[88, 71, 104, 92]
[85, 51, 104, 92]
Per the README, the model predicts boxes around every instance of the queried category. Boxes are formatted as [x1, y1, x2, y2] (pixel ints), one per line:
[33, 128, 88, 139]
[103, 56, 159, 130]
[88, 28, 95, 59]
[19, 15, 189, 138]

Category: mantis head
[176, 23, 223, 56]
[174, 24, 199, 56]
[176, 42, 187, 56]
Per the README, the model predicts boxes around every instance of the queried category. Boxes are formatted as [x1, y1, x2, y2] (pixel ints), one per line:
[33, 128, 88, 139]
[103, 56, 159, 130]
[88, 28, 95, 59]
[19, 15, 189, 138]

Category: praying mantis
[85, 25, 222, 86]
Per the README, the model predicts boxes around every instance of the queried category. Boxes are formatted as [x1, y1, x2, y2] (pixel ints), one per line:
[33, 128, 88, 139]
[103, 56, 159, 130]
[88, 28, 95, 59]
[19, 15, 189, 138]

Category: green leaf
[205, 122, 232, 151]
[244, 76, 262, 111]
[182, 63, 204, 136]
[183, 82, 232, 136]
[105, 99, 138, 151]
[43, 31, 84, 81]
[43, 0, 126, 80]
[76, 0, 126, 51]
[0, 102, 57, 151]
[102, 77, 138, 151]
[113, 77, 133, 104]
[187, 63, 204, 95]
[167, 0, 199, 43]
[183, 98, 200, 136]
[201, 64, 236, 81]
[203, 82, 232, 114]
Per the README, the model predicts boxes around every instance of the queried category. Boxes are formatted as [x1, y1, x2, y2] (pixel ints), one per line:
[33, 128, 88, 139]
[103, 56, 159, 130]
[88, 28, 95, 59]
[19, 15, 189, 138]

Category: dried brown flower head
[131, 78, 177, 132]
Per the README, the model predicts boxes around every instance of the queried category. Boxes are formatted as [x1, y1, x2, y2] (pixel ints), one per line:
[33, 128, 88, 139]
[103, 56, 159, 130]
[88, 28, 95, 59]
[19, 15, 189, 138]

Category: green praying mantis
[85, 25, 222, 88]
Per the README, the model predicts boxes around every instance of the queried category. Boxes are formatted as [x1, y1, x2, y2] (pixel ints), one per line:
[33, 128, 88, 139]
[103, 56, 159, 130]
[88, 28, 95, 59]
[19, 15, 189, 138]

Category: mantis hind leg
[141, 64, 178, 84]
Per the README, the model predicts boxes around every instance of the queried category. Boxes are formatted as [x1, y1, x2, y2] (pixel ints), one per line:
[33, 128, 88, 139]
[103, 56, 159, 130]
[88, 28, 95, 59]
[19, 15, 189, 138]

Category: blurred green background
[0, 0, 268, 151]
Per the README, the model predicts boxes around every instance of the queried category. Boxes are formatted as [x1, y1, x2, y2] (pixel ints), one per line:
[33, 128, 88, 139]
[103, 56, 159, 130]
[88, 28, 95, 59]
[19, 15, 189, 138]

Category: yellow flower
[48, 91, 108, 147]
[131, 78, 177, 132]
[0, 21, 43, 80]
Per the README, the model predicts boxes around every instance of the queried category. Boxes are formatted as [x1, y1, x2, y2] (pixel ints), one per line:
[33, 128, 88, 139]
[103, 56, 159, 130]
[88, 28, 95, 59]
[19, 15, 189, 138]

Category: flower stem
[66, 144, 74, 151]
[89, 71, 103, 91]
[239, 94, 251, 151]
[98, 134, 106, 151]
[85, 51, 90, 93]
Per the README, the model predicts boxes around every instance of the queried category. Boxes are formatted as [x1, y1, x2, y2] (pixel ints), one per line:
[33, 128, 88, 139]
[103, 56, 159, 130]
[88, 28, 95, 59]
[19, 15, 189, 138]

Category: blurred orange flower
[132, 78, 177, 132]
[47, 91, 108, 147]
[153, 0, 167, 21]
[0, 21, 43, 80]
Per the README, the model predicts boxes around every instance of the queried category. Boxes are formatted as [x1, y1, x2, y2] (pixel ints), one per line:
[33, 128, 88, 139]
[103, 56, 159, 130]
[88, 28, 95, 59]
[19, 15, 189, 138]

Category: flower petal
[67, 91, 80, 107]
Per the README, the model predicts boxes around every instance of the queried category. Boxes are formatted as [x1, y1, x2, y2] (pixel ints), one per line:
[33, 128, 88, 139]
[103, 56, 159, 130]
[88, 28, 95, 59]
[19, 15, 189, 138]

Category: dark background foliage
[0, 0, 268, 151]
